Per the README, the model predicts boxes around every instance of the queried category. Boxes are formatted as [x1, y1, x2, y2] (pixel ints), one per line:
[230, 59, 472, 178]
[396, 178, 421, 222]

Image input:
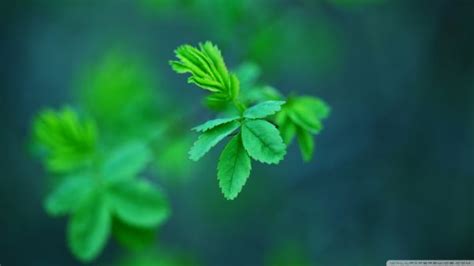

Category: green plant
[33, 108, 169, 262]
[170, 41, 330, 200]
[30, 51, 190, 263]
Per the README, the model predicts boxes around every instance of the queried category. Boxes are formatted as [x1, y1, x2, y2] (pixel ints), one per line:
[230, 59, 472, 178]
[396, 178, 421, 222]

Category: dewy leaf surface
[241, 119, 286, 164]
[102, 141, 152, 183]
[243, 100, 286, 119]
[44, 174, 93, 217]
[217, 134, 252, 200]
[68, 190, 110, 262]
[189, 120, 240, 161]
[192, 116, 240, 132]
[109, 180, 169, 228]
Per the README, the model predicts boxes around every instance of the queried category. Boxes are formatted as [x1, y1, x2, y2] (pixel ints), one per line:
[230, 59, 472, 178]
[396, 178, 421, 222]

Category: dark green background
[1, 0, 473, 265]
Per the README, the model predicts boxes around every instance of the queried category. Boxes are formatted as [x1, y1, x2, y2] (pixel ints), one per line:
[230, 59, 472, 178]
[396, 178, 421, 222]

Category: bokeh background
[1, 0, 473, 265]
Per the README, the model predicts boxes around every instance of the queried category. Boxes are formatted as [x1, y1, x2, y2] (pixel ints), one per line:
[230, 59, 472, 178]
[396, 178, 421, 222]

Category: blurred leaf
[189, 120, 240, 161]
[217, 134, 252, 200]
[248, 13, 342, 78]
[276, 96, 330, 161]
[33, 107, 97, 173]
[153, 135, 194, 178]
[68, 190, 110, 262]
[244, 85, 284, 104]
[192, 116, 240, 132]
[285, 96, 331, 134]
[243, 100, 285, 119]
[234, 62, 261, 91]
[265, 241, 312, 266]
[296, 127, 315, 162]
[118, 248, 200, 266]
[102, 141, 152, 183]
[109, 180, 169, 228]
[112, 218, 156, 251]
[44, 174, 93, 217]
[277, 114, 297, 145]
[241, 119, 286, 164]
[170, 42, 240, 105]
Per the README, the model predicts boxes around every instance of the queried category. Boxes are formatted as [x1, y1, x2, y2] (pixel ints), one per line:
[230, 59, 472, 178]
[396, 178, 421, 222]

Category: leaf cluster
[30, 51, 191, 263]
[33, 110, 169, 262]
[170, 42, 330, 200]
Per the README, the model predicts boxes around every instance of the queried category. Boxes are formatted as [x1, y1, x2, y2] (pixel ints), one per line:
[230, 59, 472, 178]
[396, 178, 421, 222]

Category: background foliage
[1, 0, 473, 265]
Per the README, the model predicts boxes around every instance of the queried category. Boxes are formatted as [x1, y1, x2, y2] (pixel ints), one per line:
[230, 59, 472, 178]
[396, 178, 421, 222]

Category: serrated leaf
[68, 190, 110, 262]
[109, 180, 169, 228]
[102, 141, 152, 183]
[189, 121, 240, 161]
[33, 107, 97, 173]
[244, 100, 285, 119]
[217, 134, 252, 200]
[241, 120, 286, 164]
[296, 128, 315, 162]
[44, 174, 93, 217]
[112, 217, 156, 251]
[192, 116, 240, 132]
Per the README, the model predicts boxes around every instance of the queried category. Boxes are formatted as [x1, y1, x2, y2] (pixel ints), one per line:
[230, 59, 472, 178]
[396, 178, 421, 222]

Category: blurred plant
[30, 50, 193, 263]
[116, 247, 200, 266]
[264, 241, 312, 266]
[170, 42, 330, 200]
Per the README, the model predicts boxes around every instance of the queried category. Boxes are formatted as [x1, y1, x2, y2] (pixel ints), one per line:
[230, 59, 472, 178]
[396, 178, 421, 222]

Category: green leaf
[296, 128, 315, 162]
[192, 116, 240, 132]
[170, 41, 239, 103]
[78, 50, 156, 127]
[285, 96, 330, 134]
[68, 190, 110, 262]
[189, 121, 240, 161]
[217, 134, 252, 200]
[32, 107, 97, 173]
[234, 62, 261, 90]
[109, 180, 169, 228]
[102, 141, 152, 183]
[287, 106, 323, 134]
[244, 100, 285, 119]
[241, 120, 286, 164]
[44, 174, 93, 217]
[294, 96, 331, 120]
[112, 218, 156, 251]
[279, 119, 297, 145]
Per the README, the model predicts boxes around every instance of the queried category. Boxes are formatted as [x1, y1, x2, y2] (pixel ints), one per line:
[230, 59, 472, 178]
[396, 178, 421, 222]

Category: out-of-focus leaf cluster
[31, 50, 194, 262]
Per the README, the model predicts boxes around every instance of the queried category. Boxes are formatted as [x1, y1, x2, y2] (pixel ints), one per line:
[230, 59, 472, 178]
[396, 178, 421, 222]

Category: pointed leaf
[296, 128, 315, 162]
[241, 120, 286, 164]
[68, 190, 110, 262]
[192, 116, 240, 132]
[189, 121, 240, 161]
[217, 134, 252, 200]
[109, 180, 169, 228]
[44, 174, 93, 217]
[244, 100, 286, 119]
[102, 141, 152, 183]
